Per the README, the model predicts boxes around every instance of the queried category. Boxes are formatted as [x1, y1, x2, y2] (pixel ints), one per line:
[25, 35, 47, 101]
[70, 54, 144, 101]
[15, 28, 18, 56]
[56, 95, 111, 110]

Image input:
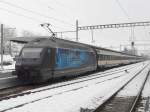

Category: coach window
[103, 55, 105, 60]
[101, 55, 104, 60]
[105, 55, 106, 60]
[104, 55, 105, 60]
[99, 55, 101, 60]
[113, 56, 115, 60]
[113, 56, 114, 60]
[104, 55, 106, 60]
[106, 55, 108, 60]
[109, 55, 110, 60]
[98, 55, 100, 60]
[102, 55, 104, 60]
[105, 55, 107, 60]
[48, 49, 51, 54]
[100, 55, 102, 60]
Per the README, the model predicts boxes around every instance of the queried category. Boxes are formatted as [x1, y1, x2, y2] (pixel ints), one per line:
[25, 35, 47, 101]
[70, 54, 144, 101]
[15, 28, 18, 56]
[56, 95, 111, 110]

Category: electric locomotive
[14, 38, 97, 82]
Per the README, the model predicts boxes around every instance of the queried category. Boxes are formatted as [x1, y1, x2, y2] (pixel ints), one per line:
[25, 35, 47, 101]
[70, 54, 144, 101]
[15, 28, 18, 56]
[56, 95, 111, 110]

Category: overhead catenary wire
[0, 0, 74, 27]
[47, 6, 73, 23]
[53, 0, 74, 14]
[0, 7, 43, 23]
[0, 7, 67, 30]
[115, 0, 150, 54]
[33, 0, 77, 36]
[114, 0, 136, 51]
[115, 0, 130, 20]
[43, 0, 76, 27]
[31, 0, 75, 21]
[49, 0, 80, 25]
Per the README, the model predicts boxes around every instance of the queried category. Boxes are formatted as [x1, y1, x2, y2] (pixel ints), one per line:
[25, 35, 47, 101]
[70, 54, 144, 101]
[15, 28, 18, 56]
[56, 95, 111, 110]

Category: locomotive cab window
[21, 48, 43, 58]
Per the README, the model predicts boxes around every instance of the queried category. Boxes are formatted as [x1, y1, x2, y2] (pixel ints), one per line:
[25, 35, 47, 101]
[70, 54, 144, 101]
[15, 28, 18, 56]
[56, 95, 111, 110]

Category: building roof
[7, 36, 49, 43]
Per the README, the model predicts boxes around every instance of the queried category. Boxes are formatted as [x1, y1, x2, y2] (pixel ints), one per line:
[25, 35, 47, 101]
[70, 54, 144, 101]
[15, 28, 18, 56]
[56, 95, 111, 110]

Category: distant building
[122, 47, 138, 55]
[4, 36, 49, 56]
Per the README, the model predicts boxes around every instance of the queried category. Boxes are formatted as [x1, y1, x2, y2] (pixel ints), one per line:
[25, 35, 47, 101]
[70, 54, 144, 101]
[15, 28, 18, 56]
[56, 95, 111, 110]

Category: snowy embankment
[118, 63, 150, 97]
[0, 61, 148, 112]
[0, 55, 15, 72]
[142, 71, 150, 97]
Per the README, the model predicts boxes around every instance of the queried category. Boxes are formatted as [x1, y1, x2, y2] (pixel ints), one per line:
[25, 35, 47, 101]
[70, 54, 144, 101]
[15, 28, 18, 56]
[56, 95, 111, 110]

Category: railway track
[0, 61, 147, 112]
[135, 96, 150, 112]
[90, 62, 150, 112]
[0, 62, 143, 100]
[0, 62, 141, 99]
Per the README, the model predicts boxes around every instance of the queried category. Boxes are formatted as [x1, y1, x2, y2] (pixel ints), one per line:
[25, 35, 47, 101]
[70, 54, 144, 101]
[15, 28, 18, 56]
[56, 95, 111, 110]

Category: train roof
[9, 36, 142, 57]
[24, 37, 94, 52]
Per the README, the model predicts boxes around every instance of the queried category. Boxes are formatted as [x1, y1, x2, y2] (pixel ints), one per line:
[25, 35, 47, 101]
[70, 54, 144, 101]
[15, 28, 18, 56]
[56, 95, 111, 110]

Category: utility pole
[6, 27, 16, 56]
[91, 29, 95, 44]
[1, 24, 4, 69]
[130, 27, 135, 55]
[76, 20, 78, 42]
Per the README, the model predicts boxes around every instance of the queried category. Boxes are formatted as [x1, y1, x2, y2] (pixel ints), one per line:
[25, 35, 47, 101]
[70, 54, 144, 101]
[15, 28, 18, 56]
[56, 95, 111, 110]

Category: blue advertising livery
[55, 48, 96, 70]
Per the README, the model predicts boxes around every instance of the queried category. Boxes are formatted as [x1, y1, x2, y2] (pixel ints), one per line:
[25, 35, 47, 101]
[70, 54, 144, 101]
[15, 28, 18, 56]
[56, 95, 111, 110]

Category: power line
[50, 0, 76, 21]
[32, 0, 74, 24]
[0, 0, 74, 27]
[115, 0, 150, 54]
[115, 0, 130, 20]
[47, 6, 73, 23]
[0, 7, 66, 30]
[0, 7, 43, 23]
[53, 0, 73, 12]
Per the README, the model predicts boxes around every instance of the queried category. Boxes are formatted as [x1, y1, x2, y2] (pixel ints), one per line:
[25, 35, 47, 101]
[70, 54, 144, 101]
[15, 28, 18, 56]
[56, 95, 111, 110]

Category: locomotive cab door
[41, 47, 55, 80]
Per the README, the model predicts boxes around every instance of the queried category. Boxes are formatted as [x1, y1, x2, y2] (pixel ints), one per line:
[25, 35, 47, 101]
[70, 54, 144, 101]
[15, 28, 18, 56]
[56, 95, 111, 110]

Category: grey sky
[0, 0, 150, 54]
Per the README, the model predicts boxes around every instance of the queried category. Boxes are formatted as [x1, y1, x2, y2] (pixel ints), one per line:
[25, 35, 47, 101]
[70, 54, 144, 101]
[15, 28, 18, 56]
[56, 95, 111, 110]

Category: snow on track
[0, 61, 148, 112]
[118, 63, 150, 97]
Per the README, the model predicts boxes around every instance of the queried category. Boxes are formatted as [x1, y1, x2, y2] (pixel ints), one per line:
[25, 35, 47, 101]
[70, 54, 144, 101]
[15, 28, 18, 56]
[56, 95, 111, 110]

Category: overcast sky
[0, 0, 150, 54]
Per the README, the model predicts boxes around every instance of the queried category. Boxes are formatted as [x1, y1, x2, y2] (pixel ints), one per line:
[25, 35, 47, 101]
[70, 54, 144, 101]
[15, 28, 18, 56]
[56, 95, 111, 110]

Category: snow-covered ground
[118, 62, 150, 96]
[133, 62, 150, 112]
[0, 55, 15, 72]
[142, 72, 150, 97]
[0, 61, 149, 112]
